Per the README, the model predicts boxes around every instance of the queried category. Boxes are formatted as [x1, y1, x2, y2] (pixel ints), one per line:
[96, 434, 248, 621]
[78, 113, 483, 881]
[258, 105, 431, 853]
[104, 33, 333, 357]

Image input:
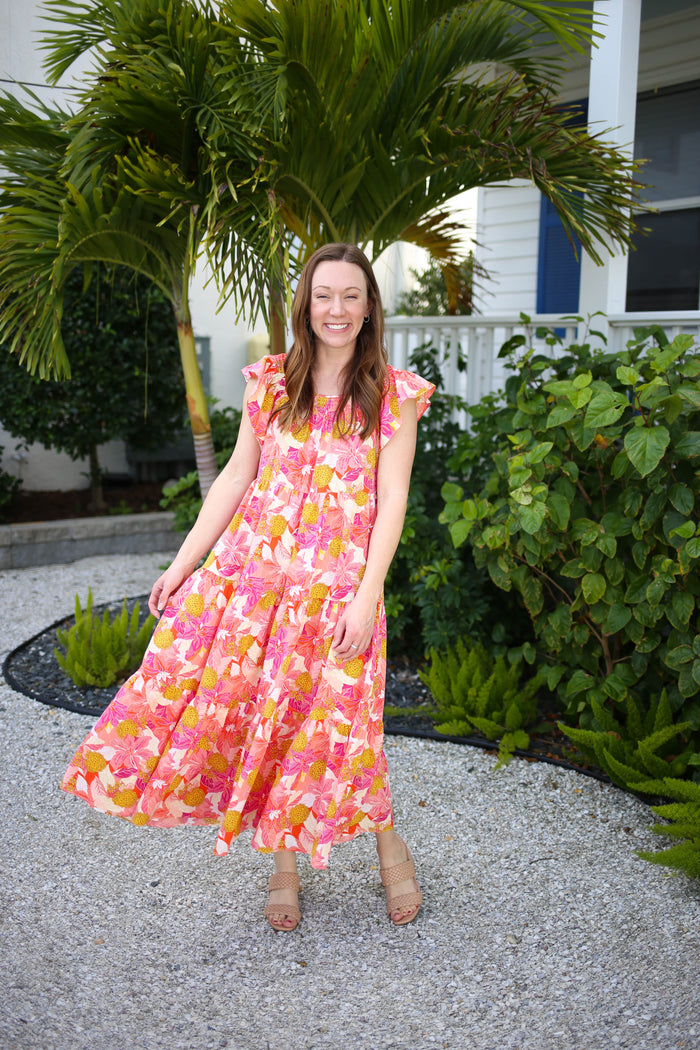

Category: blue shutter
[536, 99, 587, 315]
[536, 198, 582, 313]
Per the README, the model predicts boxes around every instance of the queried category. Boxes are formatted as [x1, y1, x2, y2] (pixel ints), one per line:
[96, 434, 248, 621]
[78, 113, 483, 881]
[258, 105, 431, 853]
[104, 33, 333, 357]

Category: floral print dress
[61, 355, 434, 869]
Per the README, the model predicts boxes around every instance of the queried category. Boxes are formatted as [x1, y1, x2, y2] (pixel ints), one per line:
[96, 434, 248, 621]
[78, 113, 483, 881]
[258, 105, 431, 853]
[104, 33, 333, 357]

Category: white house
[3, 0, 699, 490]
[384, 0, 700, 407]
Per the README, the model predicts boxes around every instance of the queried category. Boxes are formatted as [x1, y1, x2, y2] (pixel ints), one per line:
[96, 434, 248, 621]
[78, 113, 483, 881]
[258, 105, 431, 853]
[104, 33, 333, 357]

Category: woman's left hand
[331, 592, 377, 661]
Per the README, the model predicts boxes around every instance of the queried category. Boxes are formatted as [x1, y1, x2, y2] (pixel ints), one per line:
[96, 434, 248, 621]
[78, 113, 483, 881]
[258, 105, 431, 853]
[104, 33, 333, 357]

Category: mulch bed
[3, 597, 608, 782]
[5, 482, 166, 523]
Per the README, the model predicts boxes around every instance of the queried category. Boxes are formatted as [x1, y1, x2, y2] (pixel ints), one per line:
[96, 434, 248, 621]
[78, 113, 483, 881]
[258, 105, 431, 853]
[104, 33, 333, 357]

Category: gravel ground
[1, 553, 699, 1050]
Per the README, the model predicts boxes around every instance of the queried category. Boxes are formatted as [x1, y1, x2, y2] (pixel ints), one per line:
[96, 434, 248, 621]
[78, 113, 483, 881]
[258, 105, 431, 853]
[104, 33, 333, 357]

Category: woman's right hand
[148, 559, 198, 617]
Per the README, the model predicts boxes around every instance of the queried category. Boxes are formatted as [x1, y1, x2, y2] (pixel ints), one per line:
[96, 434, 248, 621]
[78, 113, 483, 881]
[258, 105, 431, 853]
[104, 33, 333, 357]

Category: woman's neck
[311, 346, 355, 396]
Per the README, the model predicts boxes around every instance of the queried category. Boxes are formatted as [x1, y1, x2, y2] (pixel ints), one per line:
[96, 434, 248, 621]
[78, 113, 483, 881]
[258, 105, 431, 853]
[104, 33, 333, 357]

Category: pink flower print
[176, 608, 220, 660]
[335, 441, 367, 483]
[109, 734, 156, 777]
[330, 551, 365, 596]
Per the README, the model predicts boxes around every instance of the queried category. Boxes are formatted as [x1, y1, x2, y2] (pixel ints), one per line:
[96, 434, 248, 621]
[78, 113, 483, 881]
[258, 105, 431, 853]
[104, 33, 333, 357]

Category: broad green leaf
[565, 669, 595, 697]
[624, 425, 670, 477]
[547, 491, 570, 530]
[561, 559, 586, 578]
[686, 538, 700, 558]
[664, 645, 693, 670]
[582, 572, 606, 604]
[679, 664, 700, 698]
[547, 403, 578, 427]
[528, 441, 553, 464]
[572, 371, 593, 390]
[449, 518, 473, 548]
[616, 364, 642, 385]
[668, 483, 694, 515]
[662, 394, 683, 424]
[522, 576, 543, 616]
[671, 590, 694, 626]
[646, 578, 667, 607]
[670, 520, 695, 540]
[677, 384, 700, 408]
[596, 533, 617, 558]
[675, 432, 700, 458]
[603, 603, 631, 634]
[441, 481, 464, 503]
[584, 388, 628, 428]
[518, 501, 547, 534]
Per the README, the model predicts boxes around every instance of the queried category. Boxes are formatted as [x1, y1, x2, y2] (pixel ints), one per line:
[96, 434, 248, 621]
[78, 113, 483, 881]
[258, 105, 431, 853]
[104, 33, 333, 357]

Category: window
[626, 81, 700, 311]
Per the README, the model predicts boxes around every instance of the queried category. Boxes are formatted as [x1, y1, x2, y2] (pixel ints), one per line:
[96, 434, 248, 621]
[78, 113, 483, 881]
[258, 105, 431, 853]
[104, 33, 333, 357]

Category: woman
[62, 243, 435, 930]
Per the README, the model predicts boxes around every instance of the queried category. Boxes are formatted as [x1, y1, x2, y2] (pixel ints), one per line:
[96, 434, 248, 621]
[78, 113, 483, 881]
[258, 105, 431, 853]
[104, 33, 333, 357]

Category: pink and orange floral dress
[61, 355, 434, 869]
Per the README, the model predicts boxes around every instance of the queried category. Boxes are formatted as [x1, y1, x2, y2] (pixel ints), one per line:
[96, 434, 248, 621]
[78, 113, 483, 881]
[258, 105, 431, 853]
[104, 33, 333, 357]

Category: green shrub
[385, 342, 532, 654]
[161, 403, 242, 531]
[559, 690, 695, 790]
[55, 589, 156, 688]
[0, 448, 20, 520]
[419, 637, 543, 766]
[441, 321, 700, 748]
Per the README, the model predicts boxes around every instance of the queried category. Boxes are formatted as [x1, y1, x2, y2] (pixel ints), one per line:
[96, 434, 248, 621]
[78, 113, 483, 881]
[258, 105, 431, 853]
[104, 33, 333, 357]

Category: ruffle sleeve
[241, 354, 287, 446]
[379, 366, 436, 448]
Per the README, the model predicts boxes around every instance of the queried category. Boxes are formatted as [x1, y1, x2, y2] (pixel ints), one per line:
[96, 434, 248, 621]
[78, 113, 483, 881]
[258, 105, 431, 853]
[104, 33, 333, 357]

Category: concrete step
[0, 511, 181, 569]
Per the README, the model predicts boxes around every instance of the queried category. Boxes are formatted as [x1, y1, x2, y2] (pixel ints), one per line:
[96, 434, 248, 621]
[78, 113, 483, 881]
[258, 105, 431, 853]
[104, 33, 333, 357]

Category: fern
[559, 691, 693, 790]
[624, 776, 700, 880]
[55, 589, 155, 689]
[419, 638, 542, 766]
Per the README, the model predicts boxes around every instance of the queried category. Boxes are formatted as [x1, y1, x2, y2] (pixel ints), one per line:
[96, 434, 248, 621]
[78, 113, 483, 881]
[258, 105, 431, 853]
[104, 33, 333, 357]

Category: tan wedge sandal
[380, 846, 423, 926]
[265, 871, 301, 932]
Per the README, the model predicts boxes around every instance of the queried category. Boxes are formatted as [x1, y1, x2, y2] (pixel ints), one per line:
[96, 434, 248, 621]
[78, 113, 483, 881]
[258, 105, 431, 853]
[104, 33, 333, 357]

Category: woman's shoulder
[384, 364, 436, 402]
[241, 353, 286, 385]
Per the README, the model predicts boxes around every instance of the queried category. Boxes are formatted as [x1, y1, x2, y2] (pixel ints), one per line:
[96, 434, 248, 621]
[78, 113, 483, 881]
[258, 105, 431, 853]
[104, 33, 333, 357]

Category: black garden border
[2, 601, 611, 785]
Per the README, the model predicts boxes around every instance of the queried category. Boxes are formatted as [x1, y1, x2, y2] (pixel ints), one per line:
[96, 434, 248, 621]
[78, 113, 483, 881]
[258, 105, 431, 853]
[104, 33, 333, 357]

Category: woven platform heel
[265, 871, 301, 931]
[380, 845, 422, 926]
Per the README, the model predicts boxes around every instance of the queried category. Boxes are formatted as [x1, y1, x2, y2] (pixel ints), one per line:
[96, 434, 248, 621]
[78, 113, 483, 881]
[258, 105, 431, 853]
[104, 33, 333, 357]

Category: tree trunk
[269, 280, 286, 356]
[175, 306, 217, 499]
[88, 444, 105, 513]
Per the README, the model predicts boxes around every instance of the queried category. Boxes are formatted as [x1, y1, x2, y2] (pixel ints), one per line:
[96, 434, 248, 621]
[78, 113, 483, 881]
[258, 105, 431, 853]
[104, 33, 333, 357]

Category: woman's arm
[332, 397, 418, 658]
[149, 379, 262, 615]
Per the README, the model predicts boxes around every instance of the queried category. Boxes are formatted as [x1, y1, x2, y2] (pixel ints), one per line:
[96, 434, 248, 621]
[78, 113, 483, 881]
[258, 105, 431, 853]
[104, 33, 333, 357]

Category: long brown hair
[273, 243, 388, 439]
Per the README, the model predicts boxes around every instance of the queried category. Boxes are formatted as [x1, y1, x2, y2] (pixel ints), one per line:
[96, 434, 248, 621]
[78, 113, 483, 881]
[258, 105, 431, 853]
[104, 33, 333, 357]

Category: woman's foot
[265, 855, 301, 931]
[376, 830, 422, 926]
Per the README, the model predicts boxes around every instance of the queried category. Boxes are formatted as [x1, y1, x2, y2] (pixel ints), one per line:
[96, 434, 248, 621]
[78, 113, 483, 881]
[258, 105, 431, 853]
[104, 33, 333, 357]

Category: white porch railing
[385, 311, 700, 404]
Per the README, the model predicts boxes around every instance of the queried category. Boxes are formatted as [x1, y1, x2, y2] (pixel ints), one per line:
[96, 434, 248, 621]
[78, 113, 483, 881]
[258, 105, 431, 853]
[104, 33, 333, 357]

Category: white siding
[638, 5, 700, 91]
[475, 180, 540, 314]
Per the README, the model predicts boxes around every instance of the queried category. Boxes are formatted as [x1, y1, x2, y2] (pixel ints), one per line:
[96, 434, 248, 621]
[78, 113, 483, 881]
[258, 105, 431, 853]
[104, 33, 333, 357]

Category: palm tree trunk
[175, 305, 217, 499]
[269, 280, 286, 356]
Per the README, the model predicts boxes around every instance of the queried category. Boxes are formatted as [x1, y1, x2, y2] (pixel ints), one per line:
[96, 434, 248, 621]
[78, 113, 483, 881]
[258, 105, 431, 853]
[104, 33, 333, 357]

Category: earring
[363, 315, 370, 325]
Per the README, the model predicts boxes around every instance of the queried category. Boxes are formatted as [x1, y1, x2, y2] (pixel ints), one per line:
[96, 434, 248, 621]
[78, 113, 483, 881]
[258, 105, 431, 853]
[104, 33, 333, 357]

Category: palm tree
[212, 0, 639, 312]
[0, 0, 640, 494]
[0, 0, 279, 496]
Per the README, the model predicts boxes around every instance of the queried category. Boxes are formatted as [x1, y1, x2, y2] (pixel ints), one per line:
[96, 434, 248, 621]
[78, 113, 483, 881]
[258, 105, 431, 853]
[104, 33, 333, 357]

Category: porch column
[578, 0, 642, 326]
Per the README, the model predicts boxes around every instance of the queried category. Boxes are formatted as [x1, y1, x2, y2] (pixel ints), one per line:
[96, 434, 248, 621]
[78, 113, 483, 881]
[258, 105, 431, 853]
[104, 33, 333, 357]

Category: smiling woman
[61, 243, 435, 934]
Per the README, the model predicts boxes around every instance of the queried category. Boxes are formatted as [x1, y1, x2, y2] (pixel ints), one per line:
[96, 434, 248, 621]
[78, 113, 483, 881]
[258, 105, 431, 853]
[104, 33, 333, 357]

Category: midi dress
[61, 354, 435, 869]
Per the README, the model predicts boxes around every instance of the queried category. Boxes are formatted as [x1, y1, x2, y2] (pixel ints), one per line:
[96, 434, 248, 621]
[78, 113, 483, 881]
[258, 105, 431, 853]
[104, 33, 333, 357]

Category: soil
[5, 481, 166, 524]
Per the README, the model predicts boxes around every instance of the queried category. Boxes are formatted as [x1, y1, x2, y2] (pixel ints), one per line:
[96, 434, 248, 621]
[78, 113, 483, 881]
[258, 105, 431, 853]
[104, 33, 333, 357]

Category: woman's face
[308, 260, 371, 357]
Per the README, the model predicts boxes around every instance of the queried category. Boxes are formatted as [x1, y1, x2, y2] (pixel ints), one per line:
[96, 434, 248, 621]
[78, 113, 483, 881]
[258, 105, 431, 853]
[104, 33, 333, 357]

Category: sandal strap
[380, 857, 415, 887]
[385, 889, 423, 916]
[265, 903, 301, 923]
[268, 871, 300, 892]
